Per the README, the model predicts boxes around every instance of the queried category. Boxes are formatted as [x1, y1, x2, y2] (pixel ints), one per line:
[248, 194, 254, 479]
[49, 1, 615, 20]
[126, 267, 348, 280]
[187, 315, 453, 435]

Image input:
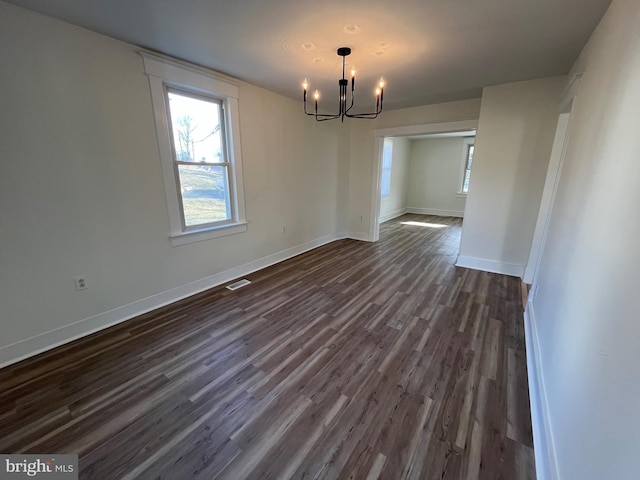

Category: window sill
[456, 193, 468, 198]
[170, 221, 248, 246]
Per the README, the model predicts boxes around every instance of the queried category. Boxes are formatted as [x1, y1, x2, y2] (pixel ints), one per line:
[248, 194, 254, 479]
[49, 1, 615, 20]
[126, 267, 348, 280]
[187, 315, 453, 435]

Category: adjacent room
[377, 131, 475, 258]
[2, 0, 639, 479]
[377, 131, 475, 268]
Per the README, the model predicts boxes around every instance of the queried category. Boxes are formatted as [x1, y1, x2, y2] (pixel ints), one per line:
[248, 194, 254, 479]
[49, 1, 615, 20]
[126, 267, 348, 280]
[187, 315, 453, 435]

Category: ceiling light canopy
[302, 47, 385, 122]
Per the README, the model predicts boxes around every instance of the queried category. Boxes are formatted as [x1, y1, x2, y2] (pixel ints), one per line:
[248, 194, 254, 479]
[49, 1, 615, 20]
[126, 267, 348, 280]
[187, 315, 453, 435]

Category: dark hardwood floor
[0, 214, 535, 479]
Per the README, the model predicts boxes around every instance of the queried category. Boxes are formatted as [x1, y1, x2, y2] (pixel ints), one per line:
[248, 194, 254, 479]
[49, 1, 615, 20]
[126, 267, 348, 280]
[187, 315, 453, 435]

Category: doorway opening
[369, 120, 479, 255]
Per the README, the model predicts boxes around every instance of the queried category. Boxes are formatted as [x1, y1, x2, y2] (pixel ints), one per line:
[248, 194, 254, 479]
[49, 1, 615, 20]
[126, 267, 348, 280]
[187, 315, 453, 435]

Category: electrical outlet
[74, 276, 87, 291]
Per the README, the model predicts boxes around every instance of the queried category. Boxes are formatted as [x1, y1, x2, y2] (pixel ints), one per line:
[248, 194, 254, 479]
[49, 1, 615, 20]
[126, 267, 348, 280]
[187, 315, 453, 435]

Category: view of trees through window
[167, 89, 231, 227]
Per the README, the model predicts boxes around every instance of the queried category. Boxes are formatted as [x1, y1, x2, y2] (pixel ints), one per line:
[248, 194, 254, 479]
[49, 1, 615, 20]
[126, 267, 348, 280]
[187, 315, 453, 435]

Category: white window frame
[142, 53, 247, 246]
[457, 137, 475, 196]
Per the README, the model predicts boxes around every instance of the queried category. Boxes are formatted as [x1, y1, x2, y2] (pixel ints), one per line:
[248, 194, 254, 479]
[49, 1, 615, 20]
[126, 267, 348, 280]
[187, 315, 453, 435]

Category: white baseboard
[0, 232, 352, 369]
[379, 208, 408, 223]
[346, 231, 372, 242]
[455, 255, 525, 277]
[524, 301, 559, 480]
[406, 207, 465, 218]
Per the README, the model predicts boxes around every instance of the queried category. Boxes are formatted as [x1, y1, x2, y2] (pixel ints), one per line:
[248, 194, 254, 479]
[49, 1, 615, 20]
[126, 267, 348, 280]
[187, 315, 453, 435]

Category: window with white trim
[381, 138, 393, 197]
[142, 53, 247, 246]
[166, 89, 231, 228]
[459, 138, 475, 194]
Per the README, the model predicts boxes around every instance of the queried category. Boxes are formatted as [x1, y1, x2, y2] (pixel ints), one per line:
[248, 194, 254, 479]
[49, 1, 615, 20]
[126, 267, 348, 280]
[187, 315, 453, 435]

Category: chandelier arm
[311, 112, 342, 118]
[302, 46, 385, 122]
[345, 112, 379, 119]
[304, 102, 314, 115]
[344, 102, 383, 118]
[316, 115, 342, 122]
[304, 96, 343, 118]
[305, 106, 338, 117]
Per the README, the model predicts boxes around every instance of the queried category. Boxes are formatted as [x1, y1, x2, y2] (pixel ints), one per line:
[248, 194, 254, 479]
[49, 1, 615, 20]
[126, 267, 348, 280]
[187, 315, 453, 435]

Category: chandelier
[303, 47, 385, 122]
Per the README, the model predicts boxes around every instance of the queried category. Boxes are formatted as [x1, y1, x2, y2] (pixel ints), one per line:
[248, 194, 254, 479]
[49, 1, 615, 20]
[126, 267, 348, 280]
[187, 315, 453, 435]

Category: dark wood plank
[0, 214, 535, 479]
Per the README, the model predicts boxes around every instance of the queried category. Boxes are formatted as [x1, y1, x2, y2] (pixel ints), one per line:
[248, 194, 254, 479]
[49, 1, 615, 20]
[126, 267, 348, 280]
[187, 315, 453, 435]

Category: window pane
[461, 143, 474, 193]
[463, 169, 472, 193]
[381, 171, 391, 197]
[178, 164, 230, 226]
[167, 90, 224, 164]
[381, 138, 393, 196]
[382, 138, 393, 170]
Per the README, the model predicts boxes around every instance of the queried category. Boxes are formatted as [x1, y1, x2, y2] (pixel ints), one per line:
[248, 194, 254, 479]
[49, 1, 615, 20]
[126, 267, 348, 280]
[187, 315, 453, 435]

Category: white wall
[379, 137, 410, 221]
[0, 1, 483, 366]
[457, 76, 566, 276]
[0, 2, 349, 365]
[530, 0, 640, 478]
[347, 99, 482, 236]
[407, 137, 469, 217]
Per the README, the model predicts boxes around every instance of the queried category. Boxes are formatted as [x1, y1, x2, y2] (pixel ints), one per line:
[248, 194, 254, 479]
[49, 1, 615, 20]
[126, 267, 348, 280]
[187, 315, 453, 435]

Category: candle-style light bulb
[314, 90, 320, 101]
[375, 87, 382, 96]
[379, 78, 385, 89]
[351, 68, 356, 78]
[302, 79, 308, 91]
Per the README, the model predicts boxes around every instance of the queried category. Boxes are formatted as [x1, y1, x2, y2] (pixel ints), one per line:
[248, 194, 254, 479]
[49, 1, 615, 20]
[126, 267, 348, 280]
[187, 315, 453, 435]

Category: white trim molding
[559, 73, 582, 114]
[170, 222, 248, 246]
[458, 137, 475, 194]
[523, 112, 572, 284]
[379, 208, 408, 223]
[0, 231, 367, 369]
[141, 52, 248, 246]
[374, 119, 480, 138]
[524, 73, 582, 285]
[370, 119, 479, 242]
[346, 231, 373, 242]
[455, 255, 525, 277]
[524, 301, 560, 480]
[406, 207, 464, 218]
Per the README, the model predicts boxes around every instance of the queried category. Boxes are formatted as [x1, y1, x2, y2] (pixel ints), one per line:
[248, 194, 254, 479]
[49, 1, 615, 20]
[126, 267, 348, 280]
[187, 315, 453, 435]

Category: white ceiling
[6, 0, 611, 110]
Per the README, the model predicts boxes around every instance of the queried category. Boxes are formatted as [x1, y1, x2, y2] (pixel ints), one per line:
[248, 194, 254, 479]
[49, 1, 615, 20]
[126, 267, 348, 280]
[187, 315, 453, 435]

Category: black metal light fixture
[303, 47, 385, 122]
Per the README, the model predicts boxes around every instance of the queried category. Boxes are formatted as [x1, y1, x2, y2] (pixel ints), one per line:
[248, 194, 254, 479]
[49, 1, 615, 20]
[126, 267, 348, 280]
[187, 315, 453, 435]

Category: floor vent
[226, 279, 252, 291]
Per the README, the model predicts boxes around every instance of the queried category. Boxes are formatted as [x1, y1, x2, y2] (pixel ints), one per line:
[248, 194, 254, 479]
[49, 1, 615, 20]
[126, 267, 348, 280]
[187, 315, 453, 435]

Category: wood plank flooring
[0, 214, 535, 479]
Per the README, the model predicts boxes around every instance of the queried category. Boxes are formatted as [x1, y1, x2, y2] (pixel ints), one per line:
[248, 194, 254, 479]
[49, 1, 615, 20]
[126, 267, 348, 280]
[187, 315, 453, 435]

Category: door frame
[524, 73, 582, 287]
[369, 119, 479, 241]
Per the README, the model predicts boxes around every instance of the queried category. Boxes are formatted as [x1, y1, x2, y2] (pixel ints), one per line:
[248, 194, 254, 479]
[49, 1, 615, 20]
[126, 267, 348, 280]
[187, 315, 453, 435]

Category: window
[462, 144, 474, 193]
[381, 138, 393, 197]
[166, 89, 231, 228]
[142, 53, 246, 245]
[459, 138, 475, 194]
